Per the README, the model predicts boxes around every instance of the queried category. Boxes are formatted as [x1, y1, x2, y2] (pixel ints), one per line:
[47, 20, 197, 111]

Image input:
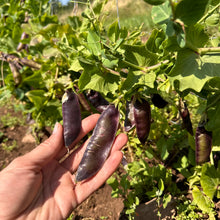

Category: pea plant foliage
[0, 0, 220, 219]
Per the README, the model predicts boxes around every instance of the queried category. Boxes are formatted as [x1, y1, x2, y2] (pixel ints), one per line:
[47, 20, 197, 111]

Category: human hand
[0, 114, 128, 220]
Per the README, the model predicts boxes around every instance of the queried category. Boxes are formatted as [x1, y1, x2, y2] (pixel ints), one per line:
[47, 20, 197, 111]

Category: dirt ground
[0, 102, 125, 220]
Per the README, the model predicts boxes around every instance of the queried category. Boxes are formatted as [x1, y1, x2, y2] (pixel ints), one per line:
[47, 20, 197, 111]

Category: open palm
[0, 114, 128, 220]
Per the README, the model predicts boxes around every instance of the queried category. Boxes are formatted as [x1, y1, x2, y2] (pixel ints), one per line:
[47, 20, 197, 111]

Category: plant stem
[1, 60, 5, 87]
[198, 3, 220, 24]
[103, 66, 121, 76]
[199, 47, 220, 55]
[0, 52, 41, 70]
[116, 0, 121, 29]
[70, 0, 89, 6]
[157, 78, 169, 90]
[73, 0, 78, 16]
[122, 60, 169, 73]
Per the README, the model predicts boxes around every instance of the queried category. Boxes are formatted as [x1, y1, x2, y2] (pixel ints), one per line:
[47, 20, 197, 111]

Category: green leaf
[22, 71, 44, 88]
[122, 71, 156, 93]
[205, 12, 220, 26]
[12, 23, 22, 43]
[151, 1, 172, 24]
[175, 0, 209, 25]
[87, 30, 102, 56]
[69, 59, 83, 72]
[165, 21, 186, 48]
[0, 37, 16, 52]
[92, 0, 108, 15]
[163, 36, 181, 52]
[8, 0, 20, 14]
[39, 24, 59, 39]
[107, 176, 119, 191]
[192, 186, 214, 214]
[78, 67, 120, 95]
[186, 24, 209, 49]
[146, 29, 166, 53]
[40, 13, 58, 26]
[169, 49, 220, 92]
[163, 194, 172, 208]
[201, 164, 219, 199]
[43, 47, 61, 58]
[176, 24, 186, 48]
[67, 16, 82, 30]
[157, 179, 164, 196]
[156, 136, 170, 160]
[206, 97, 220, 146]
[101, 54, 118, 69]
[123, 44, 158, 67]
[107, 20, 120, 43]
[25, 90, 46, 109]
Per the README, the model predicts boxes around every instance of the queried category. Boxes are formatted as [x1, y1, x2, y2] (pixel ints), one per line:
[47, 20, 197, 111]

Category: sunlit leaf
[175, 0, 209, 25]
[122, 71, 156, 93]
[123, 44, 158, 67]
[169, 49, 220, 92]
[25, 90, 46, 109]
[78, 68, 120, 95]
[192, 186, 215, 214]
[201, 164, 219, 199]
[186, 24, 209, 49]
[87, 30, 102, 56]
[151, 1, 172, 24]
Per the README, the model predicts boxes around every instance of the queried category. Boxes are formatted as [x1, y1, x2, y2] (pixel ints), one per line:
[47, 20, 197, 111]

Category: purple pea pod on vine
[77, 92, 92, 113]
[124, 100, 135, 132]
[74, 86, 92, 113]
[213, 151, 220, 168]
[76, 104, 119, 182]
[9, 62, 22, 85]
[17, 32, 29, 52]
[195, 121, 212, 165]
[86, 90, 109, 113]
[151, 93, 168, 109]
[62, 89, 81, 151]
[179, 100, 193, 136]
[134, 97, 151, 145]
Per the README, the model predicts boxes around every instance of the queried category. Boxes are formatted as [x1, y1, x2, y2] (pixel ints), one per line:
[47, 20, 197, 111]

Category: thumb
[24, 123, 64, 169]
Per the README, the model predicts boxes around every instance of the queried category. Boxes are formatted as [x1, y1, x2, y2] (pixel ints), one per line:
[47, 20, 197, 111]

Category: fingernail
[53, 122, 59, 134]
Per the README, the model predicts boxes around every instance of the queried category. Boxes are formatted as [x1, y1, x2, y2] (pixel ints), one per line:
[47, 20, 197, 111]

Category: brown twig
[1, 59, 5, 87]
[0, 52, 41, 70]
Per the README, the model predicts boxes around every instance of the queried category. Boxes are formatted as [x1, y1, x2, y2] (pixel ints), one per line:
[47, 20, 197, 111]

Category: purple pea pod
[124, 100, 135, 132]
[179, 101, 193, 136]
[151, 93, 168, 109]
[86, 90, 109, 113]
[76, 104, 119, 182]
[134, 98, 151, 144]
[74, 86, 92, 113]
[195, 123, 212, 165]
[62, 89, 81, 149]
[17, 32, 29, 52]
